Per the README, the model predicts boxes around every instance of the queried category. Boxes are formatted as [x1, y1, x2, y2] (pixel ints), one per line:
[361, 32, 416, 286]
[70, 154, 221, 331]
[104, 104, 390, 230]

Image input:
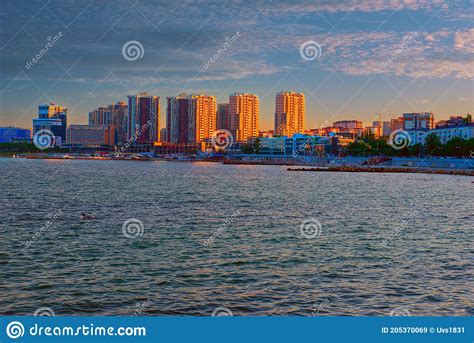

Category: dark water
[0, 158, 472, 316]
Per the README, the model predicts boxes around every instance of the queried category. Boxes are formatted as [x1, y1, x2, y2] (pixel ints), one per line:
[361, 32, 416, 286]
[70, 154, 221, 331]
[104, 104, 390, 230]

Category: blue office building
[0, 127, 31, 143]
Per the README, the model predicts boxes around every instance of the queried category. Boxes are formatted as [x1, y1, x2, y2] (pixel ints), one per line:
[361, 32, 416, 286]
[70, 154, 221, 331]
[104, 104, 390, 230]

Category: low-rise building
[259, 134, 331, 156]
[66, 125, 114, 147]
[153, 141, 199, 155]
[0, 127, 31, 143]
[333, 120, 363, 130]
[429, 124, 474, 144]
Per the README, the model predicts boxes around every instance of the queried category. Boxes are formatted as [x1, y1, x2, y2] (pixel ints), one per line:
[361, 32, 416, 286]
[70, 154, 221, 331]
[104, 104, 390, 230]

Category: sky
[0, 0, 473, 131]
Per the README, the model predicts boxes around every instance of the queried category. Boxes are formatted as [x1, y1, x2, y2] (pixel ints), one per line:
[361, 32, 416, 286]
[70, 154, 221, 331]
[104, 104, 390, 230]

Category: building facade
[166, 94, 217, 144]
[88, 107, 110, 126]
[274, 91, 305, 136]
[127, 93, 160, 148]
[33, 103, 68, 146]
[66, 125, 114, 147]
[109, 101, 128, 145]
[89, 101, 128, 146]
[229, 93, 259, 142]
[259, 134, 331, 156]
[390, 117, 404, 132]
[333, 120, 363, 130]
[403, 112, 434, 130]
[217, 103, 230, 130]
[429, 123, 474, 144]
[0, 127, 31, 143]
[372, 121, 391, 137]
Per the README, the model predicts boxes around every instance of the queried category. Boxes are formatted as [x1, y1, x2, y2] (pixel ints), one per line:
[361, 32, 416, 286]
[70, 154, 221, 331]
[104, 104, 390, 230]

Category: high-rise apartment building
[217, 103, 230, 130]
[88, 101, 128, 146]
[88, 107, 110, 126]
[274, 91, 305, 136]
[127, 93, 160, 146]
[166, 94, 216, 144]
[229, 93, 259, 142]
[109, 101, 128, 145]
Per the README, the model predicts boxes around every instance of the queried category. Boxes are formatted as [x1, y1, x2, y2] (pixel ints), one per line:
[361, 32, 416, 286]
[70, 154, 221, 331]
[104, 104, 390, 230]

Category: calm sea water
[0, 158, 472, 316]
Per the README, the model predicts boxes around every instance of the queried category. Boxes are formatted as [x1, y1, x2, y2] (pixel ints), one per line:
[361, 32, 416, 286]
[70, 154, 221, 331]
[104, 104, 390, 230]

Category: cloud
[298, 30, 474, 79]
[454, 29, 474, 53]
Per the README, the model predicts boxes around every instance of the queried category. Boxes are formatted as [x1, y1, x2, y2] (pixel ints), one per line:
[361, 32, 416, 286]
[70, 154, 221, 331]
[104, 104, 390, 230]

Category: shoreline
[4, 154, 473, 176]
[287, 166, 474, 176]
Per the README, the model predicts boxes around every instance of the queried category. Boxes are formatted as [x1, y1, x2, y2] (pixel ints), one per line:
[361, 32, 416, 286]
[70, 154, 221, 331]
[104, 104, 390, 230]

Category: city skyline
[0, 1, 472, 131]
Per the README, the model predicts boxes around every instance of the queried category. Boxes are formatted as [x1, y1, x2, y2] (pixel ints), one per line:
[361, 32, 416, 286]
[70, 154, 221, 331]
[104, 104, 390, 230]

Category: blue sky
[0, 0, 472, 130]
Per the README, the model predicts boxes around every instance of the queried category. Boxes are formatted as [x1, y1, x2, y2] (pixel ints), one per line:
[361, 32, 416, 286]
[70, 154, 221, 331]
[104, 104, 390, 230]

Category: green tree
[464, 113, 472, 124]
[408, 143, 422, 156]
[424, 133, 442, 156]
[445, 137, 466, 157]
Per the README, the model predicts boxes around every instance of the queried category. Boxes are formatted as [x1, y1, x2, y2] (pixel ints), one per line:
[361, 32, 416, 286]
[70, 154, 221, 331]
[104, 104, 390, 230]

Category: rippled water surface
[1, 158, 473, 316]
